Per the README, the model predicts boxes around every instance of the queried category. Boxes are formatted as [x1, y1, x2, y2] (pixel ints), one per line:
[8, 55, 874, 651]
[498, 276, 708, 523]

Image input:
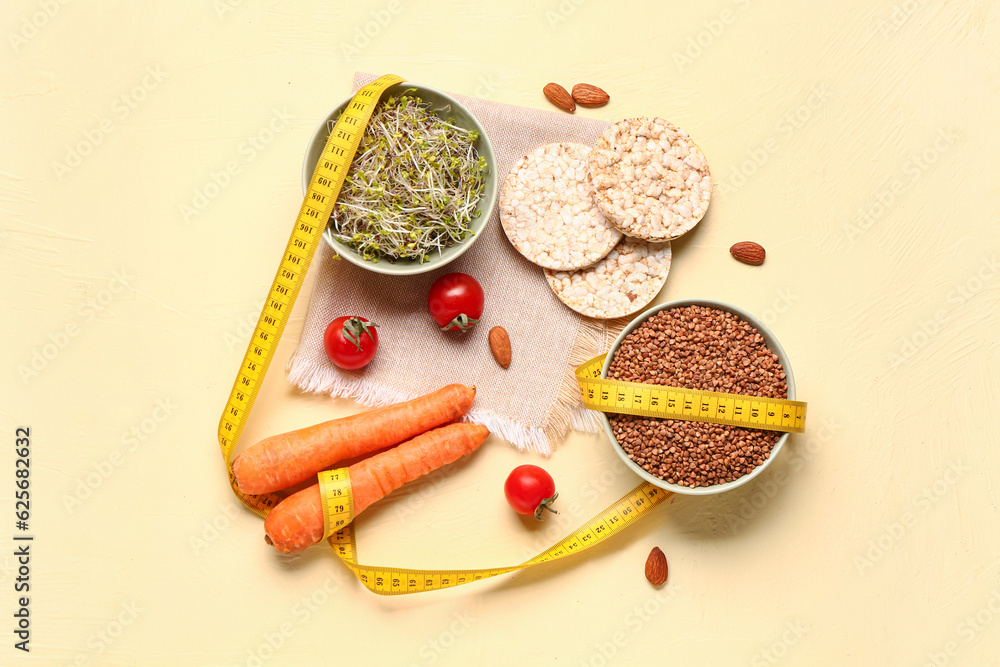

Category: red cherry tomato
[504, 465, 558, 520]
[323, 316, 379, 370]
[428, 272, 484, 332]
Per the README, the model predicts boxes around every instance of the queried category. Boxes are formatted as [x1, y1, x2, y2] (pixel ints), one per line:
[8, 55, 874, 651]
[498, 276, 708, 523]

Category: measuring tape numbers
[575, 354, 807, 434]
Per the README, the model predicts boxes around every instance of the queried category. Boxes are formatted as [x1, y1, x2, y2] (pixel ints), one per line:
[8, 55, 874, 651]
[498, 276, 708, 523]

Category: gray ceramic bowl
[302, 82, 498, 276]
[599, 298, 796, 495]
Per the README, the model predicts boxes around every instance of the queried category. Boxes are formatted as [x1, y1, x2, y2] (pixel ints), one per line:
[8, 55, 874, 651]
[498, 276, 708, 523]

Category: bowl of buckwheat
[599, 298, 796, 495]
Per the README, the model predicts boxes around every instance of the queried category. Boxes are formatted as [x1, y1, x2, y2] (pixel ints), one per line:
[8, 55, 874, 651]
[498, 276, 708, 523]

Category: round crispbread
[500, 142, 622, 270]
[587, 117, 711, 241]
[544, 237, 672, 320]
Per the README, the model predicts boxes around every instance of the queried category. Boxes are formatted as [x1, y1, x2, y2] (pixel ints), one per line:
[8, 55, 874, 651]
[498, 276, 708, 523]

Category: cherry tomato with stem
[323, 316, 379, 370]
[428, 272, 484, 332]
[504, 465, 558, 520]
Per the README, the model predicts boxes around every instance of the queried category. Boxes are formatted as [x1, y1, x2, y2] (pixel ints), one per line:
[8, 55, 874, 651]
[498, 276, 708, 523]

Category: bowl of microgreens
[302, 82, 498, 275]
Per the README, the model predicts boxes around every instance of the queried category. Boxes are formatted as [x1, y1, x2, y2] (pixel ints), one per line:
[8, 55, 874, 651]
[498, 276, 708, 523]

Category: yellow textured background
[2, 1, 998, 665]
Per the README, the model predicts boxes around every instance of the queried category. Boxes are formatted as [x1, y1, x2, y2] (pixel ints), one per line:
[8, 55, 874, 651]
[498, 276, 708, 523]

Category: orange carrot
[233, 384, 475, 495]
[263, 422, 489, 553]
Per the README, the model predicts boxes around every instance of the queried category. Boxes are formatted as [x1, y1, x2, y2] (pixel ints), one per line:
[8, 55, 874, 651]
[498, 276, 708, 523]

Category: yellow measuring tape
[217, 74, 804, 596]
[575, 355, 807, 434]
[319, 468, 669, 595]
[217, 73, 405, 518]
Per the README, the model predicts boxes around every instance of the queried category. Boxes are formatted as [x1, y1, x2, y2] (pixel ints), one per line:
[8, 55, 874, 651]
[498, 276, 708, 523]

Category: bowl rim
[598, 297, 796, 496]
[301, 81, 498, 276]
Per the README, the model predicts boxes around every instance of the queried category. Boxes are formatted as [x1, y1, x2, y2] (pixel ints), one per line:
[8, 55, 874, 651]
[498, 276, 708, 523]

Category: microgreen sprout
[329, 91, 488, 263]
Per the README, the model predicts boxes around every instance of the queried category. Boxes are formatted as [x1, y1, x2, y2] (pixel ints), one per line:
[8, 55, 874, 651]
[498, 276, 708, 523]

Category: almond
[488, 326, 512, 368]
[543, 83, 575, 113]
[571, 83, 609, 107]
[730, 241, 766, 265]
[644, 546, 668, 587]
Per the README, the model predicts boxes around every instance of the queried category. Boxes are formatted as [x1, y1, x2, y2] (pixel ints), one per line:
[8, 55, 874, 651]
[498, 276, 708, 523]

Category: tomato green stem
[343, 317, 379, 351]
[442, 313, 479, 333]
[534, 492, 559, 521]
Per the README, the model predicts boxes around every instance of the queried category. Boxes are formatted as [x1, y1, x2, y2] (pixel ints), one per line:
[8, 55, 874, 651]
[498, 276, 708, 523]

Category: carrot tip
[264, 535, 273, 546]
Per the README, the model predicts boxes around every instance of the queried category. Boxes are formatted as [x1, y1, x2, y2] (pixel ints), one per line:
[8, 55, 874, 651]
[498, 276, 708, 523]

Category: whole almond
[543, 83, 575, 113]
[488, 326, 512, 368]
[645, 547, 668, 587]
[571, 83, 610, 107]
[730, 241, 766, 265]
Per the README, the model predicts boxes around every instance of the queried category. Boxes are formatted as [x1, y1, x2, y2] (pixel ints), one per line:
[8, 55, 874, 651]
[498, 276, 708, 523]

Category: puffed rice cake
[544, 237, 672, 319]
[500, 142, 622, 270]
[588, 117, 711, 241]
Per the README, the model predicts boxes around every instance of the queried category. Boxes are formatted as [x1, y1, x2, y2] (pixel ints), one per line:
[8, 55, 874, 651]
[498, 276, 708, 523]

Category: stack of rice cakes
[500, 118, 711, 320]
